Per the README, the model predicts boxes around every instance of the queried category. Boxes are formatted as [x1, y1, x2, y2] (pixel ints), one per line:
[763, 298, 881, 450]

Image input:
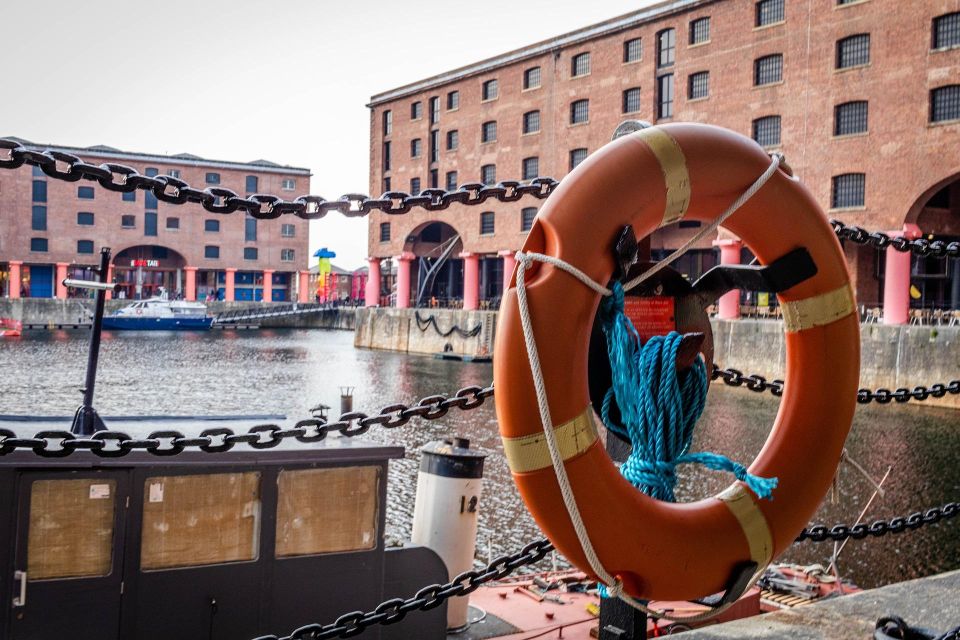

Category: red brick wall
[0, 154, 310, 271]
[367, 0, 960, 268]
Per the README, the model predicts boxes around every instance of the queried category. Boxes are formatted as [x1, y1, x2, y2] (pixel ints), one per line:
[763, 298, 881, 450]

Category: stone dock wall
[355, 309, 959, 408]
[353, 308, 497, 358]
[0, 299, 357, 330]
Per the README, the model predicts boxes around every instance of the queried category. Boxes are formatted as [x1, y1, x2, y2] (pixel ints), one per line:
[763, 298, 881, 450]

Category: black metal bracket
[692, 560, 759, 609]
[691, 247, 818, 309]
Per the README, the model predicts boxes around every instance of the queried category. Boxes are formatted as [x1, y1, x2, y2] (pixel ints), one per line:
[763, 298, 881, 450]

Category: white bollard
[411, 437, 487, 631]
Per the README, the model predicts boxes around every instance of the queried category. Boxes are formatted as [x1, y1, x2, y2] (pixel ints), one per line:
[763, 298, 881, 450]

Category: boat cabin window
[28, 478, 117, 580]
[275, 466, 379, 557]
[140, 472, 261, 571]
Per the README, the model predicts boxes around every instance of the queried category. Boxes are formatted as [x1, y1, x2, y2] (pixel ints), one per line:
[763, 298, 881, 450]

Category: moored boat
[0, 318, 22, 337]
[102, 297, 213, 330]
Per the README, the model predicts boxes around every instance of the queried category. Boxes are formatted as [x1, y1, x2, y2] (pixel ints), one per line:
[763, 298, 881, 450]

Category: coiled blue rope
[599, 282, 778, 503]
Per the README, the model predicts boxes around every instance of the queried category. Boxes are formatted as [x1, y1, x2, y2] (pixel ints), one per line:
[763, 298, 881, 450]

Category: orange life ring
[494, 123, 860, 601]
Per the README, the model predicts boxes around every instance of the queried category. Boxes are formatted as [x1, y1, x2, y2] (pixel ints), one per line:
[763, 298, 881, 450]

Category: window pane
[931, 85, 960, 122]
[752, 115, 782, 147]
[205, 173, 220, 185]
[657, 29, 675, 68]
[837, 34, 870, 68]
[834, 101, 868, 135]
[78, 186, 95, 199]
[570, 99, 589, 124]
[32, 205, 47, 231]
[30, 237, 48, 252]
[121, 215, 136, 228]
[658, 74, 674, 119]
[382, 141, 391, 171]
[480, 211, 495, 235]
[522, 157, 539, 180]
[429, 97, 440, 124]
[245, 217, 257, 242]
[756, 0, 784, 26]
[524, 67, 541, 89]
[688, 71, 709, 99]
[382, 109, 392, 135]
[205, 245, 219, 259]
[481, 164, 496, 185]
[570, 148, 588, 170]
[523, 111, 540, 133]
[141, 472, 261, 570]
[690, 17, 710, 44]
[205, 219, 220, 232]
[281, 249, 295, 261]
[245, 176, 258, 193]
[572, 52, 590, 77]
[624, 38, 642, 63]
[623, 88, 641, 113]
[831, 173, 866, 208]
[754, 54, 783, 85]
[166, 217, 179, 229]
[28, 478, 116, 580]
[447, 91, 459, 110]
[380, 222, 390, 242]
[447, 130, 459, 150]
[410, 177, 421, 194]
[77, 211, 95, 225]
[281, 223, 296, 237]
[144, 211, 157, 237]
[276, 467, 379, 557]
[446, 171, 458, 191]
[482, 121, 497, 142]
[934, 13, 960, 49]
[482, 79, 498, 100]
[122, 191, 136, 202]
[243, 247, 258, 260]
[521, 207, 537, 232]
[78, 240, 94, 254]
[32, 180, 47, 202]
[411, 101, 422, 119]
[430, 130, 439, 163]
[411, 138, 421, 157]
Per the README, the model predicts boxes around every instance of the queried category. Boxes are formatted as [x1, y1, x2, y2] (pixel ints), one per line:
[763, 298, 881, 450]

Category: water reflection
[0, 329, 956, 589]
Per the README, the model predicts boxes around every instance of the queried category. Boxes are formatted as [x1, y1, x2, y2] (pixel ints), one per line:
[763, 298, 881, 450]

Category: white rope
[622, 153, 784, 293]
[512, 154, 783, 622]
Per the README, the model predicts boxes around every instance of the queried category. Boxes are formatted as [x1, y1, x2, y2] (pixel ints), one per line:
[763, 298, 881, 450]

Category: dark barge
[0, 441, 448, 639]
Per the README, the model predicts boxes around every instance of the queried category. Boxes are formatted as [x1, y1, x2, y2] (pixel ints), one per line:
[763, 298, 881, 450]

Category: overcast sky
[0, 0, 660, 269]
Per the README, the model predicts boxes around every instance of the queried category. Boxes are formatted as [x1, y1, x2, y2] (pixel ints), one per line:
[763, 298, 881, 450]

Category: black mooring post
[598, 233, 650, 640]
[70, 246, 111, 435]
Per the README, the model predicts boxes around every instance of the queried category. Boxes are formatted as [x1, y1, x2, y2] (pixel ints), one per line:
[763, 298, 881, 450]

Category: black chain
[797, 502, 959, 542]
[0, 385, 493, 458]
[831, 220, 960, 259]
[711, 366, 960, 405]
[0, 139, 557, 220]
[251, 538, 554, 640]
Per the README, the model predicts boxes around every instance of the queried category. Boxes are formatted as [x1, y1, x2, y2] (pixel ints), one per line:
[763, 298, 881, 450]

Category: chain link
[0, 385, 493, 458]
[831, 220, 960, 259]
[710, 366, 960, 405]
[251, 538, 554, 640]
[796, 502, 959, 542]
[0, 139, 557, 220]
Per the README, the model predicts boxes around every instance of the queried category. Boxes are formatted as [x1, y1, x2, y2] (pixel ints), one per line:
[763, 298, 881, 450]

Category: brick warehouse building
[365, 0, 960, 323]
[0, 139, 312, 303]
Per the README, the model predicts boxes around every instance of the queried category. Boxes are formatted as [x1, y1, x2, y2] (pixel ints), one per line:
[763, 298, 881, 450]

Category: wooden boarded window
[28, 478, 117, 580]
[140, 472, 261, 571]
[276, 466, 379, 557]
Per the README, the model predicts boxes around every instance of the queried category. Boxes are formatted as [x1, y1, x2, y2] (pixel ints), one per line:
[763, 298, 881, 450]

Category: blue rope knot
[599, 282, 777, 504]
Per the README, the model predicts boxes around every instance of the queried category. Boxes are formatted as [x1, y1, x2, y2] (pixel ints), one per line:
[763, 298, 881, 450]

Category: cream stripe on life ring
[634, 127, 691, 226]
[717, 484, 774, 568]
[781, 284, 856, 333]
[502, 408, 598, 473]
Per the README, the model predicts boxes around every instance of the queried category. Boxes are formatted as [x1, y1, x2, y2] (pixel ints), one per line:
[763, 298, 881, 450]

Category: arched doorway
[906, 175, 960, 311]
[113, 245, 187, 300]
[403, 221, 464, 307]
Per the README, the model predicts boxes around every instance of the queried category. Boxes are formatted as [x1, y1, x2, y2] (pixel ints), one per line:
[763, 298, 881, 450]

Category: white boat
[102, 297, 213, 330]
